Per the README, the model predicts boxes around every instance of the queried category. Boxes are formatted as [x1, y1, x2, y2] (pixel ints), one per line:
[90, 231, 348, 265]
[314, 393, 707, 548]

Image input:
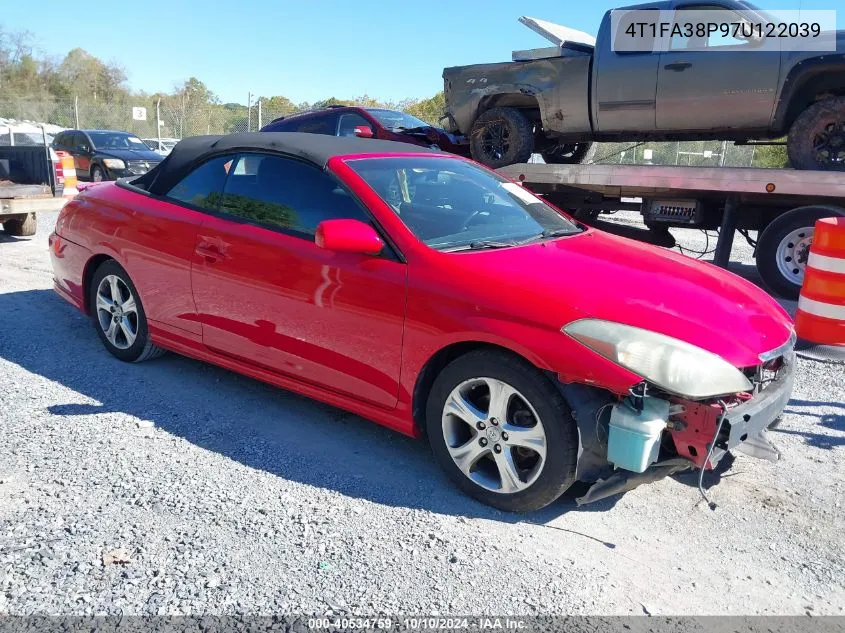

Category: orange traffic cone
[794, 216, 845, 347]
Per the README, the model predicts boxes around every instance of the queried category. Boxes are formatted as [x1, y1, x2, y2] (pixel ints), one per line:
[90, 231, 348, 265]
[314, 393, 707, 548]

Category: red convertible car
[49, 133, 795, 511]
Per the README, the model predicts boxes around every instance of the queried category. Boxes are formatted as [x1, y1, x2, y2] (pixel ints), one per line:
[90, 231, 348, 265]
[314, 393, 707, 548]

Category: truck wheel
[90, 165, 106, 182]
[469, 107, 534, 168]
[2, 213, 37, 237]
[756, 205, 845, 300]
[426, 349, 578, 512]
[541, 143, 596, 165]
[787, 97, 845, 171]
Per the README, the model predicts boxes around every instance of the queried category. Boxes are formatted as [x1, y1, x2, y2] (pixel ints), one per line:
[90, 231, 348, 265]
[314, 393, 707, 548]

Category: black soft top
[133, 132, 437, 195]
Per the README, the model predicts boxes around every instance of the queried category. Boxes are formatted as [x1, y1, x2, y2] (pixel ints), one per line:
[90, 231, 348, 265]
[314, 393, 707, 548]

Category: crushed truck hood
[453, 229, 793, 368]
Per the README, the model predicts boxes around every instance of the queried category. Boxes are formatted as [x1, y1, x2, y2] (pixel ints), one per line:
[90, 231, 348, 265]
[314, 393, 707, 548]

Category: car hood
[455, 230, 793, 368]
[398, 126, 467, 149]
[95, 148, 163, 162]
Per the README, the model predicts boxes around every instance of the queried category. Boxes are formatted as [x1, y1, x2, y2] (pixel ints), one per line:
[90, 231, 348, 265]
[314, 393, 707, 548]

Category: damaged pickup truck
[442, 0, 845, 169]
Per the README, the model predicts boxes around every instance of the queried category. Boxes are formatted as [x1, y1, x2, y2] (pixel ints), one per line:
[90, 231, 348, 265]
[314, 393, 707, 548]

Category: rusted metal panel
[443, 55, 592, 136]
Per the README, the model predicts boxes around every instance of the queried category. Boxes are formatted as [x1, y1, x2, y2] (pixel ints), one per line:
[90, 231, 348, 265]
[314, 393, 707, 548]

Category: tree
[58, 48, 127, 101]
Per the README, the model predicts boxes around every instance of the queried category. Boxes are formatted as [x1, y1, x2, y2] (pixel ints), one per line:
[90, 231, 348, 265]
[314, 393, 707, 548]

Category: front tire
[469, 107, 534, 168]
[90, 165, 106, 182]
[756, 205, 845, 300]
[426, 350, 578, 512]
[787, 97, 845, 171]
[89, 260, 166, 362]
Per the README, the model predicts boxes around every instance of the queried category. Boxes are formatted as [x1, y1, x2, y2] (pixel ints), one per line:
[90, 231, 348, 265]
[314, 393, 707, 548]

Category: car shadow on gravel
[0, 234, 32, 244]
[0, 289, 762, 523]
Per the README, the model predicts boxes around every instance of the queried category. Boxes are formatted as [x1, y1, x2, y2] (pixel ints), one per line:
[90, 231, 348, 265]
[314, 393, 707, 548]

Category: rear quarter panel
[59, 183, 206, 337]
[443, 58, 592, 136]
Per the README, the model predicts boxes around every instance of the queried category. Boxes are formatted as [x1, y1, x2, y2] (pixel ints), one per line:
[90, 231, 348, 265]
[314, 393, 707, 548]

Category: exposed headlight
[562, 319, 752, 399]
[102, 159, 126, 170]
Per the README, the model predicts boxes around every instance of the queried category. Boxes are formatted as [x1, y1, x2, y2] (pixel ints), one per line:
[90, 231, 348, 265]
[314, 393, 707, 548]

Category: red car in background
[49, 133, 794, 511]
[260, 105, 470, 157]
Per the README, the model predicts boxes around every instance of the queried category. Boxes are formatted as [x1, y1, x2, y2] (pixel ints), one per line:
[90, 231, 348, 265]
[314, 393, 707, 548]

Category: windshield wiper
[540, 228, 578, 238]
[442, 239, 518, 252]
[469, 239, 518, 249]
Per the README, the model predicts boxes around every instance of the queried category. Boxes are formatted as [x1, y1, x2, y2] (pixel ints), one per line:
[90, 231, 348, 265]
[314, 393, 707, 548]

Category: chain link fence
[1, 95, 784, 168]
[0, 95, 445, 139]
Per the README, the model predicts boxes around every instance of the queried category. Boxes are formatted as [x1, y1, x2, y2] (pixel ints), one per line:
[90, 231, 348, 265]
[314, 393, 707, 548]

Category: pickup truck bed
[0, 145, 68, 236]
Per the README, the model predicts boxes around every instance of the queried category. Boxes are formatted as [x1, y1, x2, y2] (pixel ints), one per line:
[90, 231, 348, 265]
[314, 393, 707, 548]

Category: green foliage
[752, 140, 789, 168]
[216, 192, 299, 230]
[0, 25, 445, 137]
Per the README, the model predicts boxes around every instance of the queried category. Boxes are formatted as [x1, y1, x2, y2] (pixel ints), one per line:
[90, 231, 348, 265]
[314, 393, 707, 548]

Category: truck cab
[443, 0, 845, 170]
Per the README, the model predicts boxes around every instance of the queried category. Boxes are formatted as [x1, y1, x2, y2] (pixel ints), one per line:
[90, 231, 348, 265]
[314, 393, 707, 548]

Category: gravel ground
[0, 210, 843, 617]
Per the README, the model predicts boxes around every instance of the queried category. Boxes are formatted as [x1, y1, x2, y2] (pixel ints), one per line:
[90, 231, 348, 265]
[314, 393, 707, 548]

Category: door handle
[664, 61, 692, 71]
[195, 244, 223, 263]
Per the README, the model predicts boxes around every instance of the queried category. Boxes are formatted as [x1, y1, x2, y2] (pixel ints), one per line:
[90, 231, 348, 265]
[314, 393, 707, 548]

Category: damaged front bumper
[671, 349, 795, 469]
[565, 350, 794, 506]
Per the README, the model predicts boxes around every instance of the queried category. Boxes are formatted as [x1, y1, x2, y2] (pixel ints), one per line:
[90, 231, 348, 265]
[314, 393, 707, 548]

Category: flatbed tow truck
[498, 163, 845, 300]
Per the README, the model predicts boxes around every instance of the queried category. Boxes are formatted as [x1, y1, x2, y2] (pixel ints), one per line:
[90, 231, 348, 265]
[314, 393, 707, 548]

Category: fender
[772, 54, 845, 133]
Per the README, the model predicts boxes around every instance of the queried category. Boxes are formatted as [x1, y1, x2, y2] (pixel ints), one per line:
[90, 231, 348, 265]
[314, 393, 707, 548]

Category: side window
[291, 114, 338, 135]
[670, 7, 752, 50]
[337, 113, 372, 137]
[219, 153, 369, 236]
[166, 156, 232, 210]
[613, 9, 657, 54]
[74, 132, 90, 152]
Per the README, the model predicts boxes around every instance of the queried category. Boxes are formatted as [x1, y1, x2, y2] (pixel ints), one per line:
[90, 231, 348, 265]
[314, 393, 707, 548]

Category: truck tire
[541, 143, 596, 165]
[787, 97, 845, 171]
[469, 107, 534, 168]
[756, 204, 845, 300]
[2, 213, 37, 237]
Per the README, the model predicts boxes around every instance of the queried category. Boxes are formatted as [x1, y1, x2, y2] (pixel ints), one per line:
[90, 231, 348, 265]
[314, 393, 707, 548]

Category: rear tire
[469, 107, 534, 168]
[2, 213, 37, 237]
[756, 205, 845, 300]
[787, 97, 845, 171]
[426, 350, 578, 512]
[89, 260, 166, 363]
[541, 143, 596, 165]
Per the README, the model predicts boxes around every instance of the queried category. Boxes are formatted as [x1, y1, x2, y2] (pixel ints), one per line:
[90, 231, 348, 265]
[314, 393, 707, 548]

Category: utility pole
[258, 98, 262, 130]
[74, 95, 80, 129]
[719, 140, 728, 167]
[247, 92, 252, 132]
[156, 99, 162, 146]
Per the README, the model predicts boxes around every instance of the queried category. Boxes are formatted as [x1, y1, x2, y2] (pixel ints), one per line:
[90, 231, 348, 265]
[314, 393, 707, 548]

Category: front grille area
[743, 355, 787, 395]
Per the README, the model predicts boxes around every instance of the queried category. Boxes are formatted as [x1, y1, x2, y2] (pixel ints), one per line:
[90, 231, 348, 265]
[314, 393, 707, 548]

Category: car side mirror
[353, 125, 374, 139]
[315, 219, 383, 256]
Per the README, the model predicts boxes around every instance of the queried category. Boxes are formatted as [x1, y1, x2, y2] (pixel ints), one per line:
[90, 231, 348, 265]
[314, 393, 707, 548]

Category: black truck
[442, 0, 845, 170]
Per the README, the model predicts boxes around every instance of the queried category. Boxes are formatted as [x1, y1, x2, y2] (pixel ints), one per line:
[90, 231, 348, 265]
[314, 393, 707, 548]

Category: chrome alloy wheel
[776, 226, 814, 286]
[441, 377, 547, 494]
[95, 274, 138, 350]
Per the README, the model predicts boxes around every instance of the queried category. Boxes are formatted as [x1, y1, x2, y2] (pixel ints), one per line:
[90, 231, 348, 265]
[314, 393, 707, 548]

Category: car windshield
[347, 157, 581, 251]
[366, 109, 432, 131]
[89, 132, 149, 151]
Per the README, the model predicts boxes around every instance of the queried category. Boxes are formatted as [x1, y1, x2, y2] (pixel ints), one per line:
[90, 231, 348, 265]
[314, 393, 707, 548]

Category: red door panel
[191, 216, 407, 408]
